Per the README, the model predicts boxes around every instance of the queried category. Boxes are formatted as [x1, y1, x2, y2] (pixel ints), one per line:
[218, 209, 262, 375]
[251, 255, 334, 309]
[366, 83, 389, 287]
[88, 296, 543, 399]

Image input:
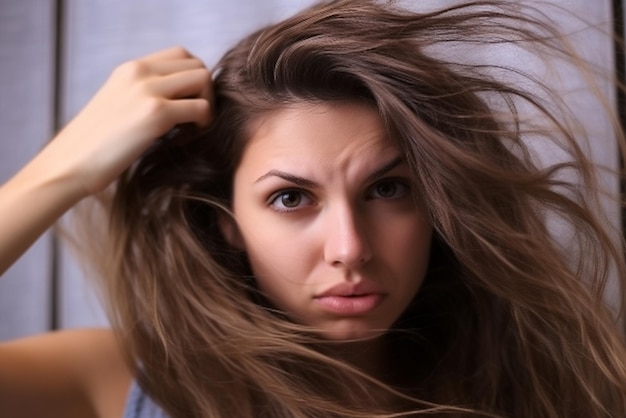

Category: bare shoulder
[0, 328, 132, 418]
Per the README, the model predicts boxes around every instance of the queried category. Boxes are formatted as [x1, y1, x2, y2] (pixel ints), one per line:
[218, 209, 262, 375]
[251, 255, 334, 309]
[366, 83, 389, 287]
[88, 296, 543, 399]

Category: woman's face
[227, 101, 432, 341]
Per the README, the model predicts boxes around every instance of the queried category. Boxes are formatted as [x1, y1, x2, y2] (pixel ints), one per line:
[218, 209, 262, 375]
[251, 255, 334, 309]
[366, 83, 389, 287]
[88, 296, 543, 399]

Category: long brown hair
[76, 0, 626, 416]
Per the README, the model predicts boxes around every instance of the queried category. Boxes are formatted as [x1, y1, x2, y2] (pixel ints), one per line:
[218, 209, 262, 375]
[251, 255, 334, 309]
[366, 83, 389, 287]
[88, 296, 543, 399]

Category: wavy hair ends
[71, 1, 626, 417]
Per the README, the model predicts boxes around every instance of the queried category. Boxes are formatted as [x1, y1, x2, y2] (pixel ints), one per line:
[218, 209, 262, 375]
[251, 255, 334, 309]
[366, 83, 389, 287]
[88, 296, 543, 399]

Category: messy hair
[78, 0, 626, 416]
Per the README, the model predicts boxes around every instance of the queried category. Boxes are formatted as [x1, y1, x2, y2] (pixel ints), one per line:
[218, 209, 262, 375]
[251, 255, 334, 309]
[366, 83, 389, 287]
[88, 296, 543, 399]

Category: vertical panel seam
[611, 0, 626, 334]
[50, 0, 65, 331]
[613, 0, 625, 232]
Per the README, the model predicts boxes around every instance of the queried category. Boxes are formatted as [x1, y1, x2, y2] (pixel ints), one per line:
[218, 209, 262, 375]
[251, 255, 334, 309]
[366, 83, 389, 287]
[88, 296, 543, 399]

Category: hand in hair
[0, 46, 213, 275]
[49, 46, 213, 195]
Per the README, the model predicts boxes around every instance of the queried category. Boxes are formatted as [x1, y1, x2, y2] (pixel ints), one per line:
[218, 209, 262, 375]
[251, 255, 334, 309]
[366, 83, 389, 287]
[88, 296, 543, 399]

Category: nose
[323, 204, 372, 269]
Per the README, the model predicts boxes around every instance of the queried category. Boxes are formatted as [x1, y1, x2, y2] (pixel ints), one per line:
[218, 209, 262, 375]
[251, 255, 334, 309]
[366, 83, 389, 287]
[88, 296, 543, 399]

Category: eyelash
[365, 178, 410, 200]
[267, 178, 411, 213]
[268, 189, 313, 213]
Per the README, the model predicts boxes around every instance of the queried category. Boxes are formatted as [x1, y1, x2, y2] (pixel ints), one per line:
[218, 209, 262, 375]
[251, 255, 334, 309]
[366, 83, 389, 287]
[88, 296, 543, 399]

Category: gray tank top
[123, 381, 170, 418]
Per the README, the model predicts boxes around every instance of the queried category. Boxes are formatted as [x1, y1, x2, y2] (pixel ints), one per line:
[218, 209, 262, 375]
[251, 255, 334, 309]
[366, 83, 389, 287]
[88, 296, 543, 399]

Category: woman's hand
[0, 47, 212, 274]
[46, 46, 213, 196]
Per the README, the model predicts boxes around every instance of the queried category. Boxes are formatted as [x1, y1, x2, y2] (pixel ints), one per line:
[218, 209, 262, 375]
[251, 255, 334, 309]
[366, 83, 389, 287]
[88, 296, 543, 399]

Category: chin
[315, 322, 389, 342]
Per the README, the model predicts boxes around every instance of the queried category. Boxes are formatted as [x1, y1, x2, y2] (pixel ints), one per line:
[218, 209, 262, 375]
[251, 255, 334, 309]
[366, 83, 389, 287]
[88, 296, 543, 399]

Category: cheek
[383, 212, 431, 255]
[233, 188, 320, 280]
[383, 216, 432, 288]
[240, 232, 315, 317]
[234, 209, 317, 295]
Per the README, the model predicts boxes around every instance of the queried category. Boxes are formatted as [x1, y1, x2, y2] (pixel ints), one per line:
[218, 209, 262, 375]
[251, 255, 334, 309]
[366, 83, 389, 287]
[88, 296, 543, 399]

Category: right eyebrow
[254, 170, 319, 188]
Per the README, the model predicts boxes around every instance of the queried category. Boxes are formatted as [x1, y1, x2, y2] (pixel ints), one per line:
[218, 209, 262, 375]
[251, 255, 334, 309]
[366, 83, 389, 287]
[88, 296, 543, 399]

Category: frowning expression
[228, 101, 432, 340]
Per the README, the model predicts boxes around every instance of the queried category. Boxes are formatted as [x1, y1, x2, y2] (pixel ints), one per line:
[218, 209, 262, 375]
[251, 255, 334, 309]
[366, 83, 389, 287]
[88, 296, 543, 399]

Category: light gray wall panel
[544, 1, 621, 310]
[0, 0, 55, 340]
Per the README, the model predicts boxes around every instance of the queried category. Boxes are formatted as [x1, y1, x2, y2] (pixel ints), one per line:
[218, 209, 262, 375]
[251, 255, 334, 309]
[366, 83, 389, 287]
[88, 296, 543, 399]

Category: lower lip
[314, 294, 384, 315]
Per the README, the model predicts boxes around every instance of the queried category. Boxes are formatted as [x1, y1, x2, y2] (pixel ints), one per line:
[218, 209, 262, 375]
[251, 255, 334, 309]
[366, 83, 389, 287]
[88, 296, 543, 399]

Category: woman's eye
[269, 190, 312, 212]
[368, 179, 410, 200]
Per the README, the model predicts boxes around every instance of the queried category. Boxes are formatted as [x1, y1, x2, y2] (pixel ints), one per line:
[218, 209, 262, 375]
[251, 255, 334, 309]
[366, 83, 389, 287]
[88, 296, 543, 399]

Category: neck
[319, 335, 415, 411]
[321, 335, 392, 381]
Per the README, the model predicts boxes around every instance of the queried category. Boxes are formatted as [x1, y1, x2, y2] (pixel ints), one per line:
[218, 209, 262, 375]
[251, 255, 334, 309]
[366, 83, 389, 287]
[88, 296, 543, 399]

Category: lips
[313, 281, 386, 315]
[315, 281, 384, 298]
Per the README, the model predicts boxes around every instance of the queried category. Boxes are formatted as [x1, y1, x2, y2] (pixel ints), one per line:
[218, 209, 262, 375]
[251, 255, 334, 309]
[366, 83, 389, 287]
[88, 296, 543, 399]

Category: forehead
[240, 101, 397, 169]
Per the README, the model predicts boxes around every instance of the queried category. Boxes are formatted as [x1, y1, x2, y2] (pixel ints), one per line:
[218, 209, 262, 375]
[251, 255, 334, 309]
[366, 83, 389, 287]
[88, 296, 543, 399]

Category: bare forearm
[0, 47, 211, 276]
[0, 148, 85, 275]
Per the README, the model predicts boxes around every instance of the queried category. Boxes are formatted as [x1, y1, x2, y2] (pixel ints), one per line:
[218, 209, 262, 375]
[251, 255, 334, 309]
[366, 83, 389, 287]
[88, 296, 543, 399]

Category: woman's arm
[0, 46, 212, 417]
[0, 329, 131, 418]
[0, 46, 212, 275]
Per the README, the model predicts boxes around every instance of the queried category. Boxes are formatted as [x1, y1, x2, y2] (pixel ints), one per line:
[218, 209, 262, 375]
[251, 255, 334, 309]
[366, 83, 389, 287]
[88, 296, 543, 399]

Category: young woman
[1, 0, 626, 417]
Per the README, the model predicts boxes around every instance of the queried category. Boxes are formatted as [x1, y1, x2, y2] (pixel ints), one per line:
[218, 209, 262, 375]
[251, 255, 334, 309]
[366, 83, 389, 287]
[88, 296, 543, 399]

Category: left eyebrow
[365, 156, 404, 183]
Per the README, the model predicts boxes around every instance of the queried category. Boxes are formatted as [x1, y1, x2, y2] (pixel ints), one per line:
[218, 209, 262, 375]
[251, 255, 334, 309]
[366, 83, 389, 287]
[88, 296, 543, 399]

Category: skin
[228, 102, 432, 342]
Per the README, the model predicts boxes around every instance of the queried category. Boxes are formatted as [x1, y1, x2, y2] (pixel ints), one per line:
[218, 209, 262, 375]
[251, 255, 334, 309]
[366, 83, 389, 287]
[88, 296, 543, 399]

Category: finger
[141, 46, 195, 62]
[152, 68, 212, 99]
[165, 98, 212, 128]
[146, 58, 208, 76]
[199, 81, 214, 112]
